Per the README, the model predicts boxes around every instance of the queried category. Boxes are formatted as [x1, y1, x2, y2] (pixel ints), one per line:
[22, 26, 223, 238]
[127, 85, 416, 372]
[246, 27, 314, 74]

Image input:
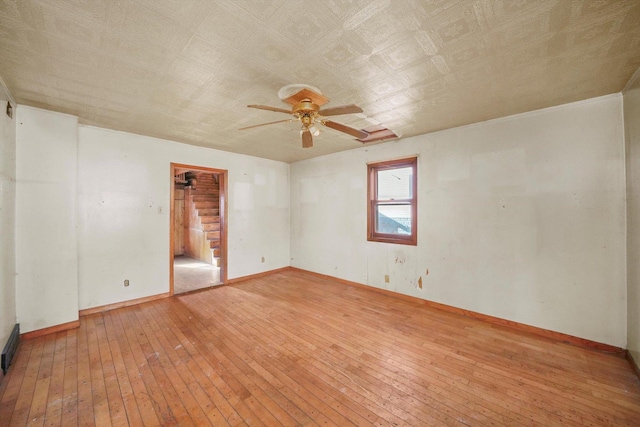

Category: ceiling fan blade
[239, 119, 294, 131]
[301, 129, 313, 148]
[319, 104, 363, 116]
[247, 104, 292, 114]
[322, 120, 369, 139]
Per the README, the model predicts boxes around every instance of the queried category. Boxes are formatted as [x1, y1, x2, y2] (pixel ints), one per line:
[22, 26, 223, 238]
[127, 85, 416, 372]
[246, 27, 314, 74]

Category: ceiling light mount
[278, 84, 322, 100]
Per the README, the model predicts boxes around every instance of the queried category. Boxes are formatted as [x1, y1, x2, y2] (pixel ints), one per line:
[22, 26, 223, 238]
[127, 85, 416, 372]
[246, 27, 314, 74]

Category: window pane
[367, 157, 417, 245]
[377, 167, 413, 200]
[376, 204, 412, 235]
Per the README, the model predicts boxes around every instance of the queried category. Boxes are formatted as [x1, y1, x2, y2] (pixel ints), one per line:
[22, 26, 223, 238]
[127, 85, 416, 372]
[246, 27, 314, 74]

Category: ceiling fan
[240, 87, 369, 148]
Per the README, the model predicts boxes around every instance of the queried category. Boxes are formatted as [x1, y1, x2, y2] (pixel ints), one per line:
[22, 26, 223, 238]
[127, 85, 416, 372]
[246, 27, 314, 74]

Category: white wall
[14, 107, 289, 321]
[16, 106, 79, 333]
[77, 125, 290, 310]
[0, 99, 17, 351]
[625, 71, 640, 364]
[291, 95, 627, 347]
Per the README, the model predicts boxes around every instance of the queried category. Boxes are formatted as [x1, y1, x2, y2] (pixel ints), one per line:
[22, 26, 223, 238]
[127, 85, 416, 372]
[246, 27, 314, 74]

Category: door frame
[170, 162, 228, 295]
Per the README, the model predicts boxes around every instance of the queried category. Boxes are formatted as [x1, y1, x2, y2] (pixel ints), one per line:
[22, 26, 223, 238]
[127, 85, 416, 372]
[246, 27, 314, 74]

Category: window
[367, 157, 417, 245]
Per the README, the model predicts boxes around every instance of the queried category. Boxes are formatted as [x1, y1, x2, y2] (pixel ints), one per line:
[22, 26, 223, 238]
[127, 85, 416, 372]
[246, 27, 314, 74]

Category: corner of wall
[623, 66, 640, 94]
[0, 81, 17, 355]
[623, 66, 640, 366]
[15, 106, 80, 333]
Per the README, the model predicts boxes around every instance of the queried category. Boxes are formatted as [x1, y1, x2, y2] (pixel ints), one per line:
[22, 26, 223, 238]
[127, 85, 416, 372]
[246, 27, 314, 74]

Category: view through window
[367, 157, 417, 245]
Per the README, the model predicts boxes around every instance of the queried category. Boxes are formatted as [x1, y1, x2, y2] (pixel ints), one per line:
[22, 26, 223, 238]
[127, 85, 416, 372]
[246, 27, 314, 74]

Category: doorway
[170, 163, 227, 295]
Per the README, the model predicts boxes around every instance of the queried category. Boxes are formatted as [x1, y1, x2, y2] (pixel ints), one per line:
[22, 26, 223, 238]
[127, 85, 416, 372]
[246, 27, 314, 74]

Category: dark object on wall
[6, 101, 12, 119]
[1, 324, 19, 375]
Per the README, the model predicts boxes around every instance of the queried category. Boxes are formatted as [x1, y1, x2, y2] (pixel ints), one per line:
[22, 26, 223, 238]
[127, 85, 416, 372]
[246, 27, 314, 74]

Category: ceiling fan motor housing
[294, 99, 320, 128]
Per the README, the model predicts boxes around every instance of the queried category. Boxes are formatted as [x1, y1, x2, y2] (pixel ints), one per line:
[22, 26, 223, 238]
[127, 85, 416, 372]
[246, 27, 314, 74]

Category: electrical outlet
[384, 275, 389, 283]
[124, 279, 130, 287]
[261, 256, 265, 263]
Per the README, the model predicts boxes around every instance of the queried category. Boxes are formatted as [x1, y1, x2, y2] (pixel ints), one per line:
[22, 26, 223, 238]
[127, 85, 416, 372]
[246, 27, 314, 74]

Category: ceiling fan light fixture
[309, 125, 320, 136]
[245, 87, 370, 148]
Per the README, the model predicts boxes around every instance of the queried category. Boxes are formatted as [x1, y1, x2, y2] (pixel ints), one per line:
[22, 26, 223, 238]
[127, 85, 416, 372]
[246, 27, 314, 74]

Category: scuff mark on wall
[418, 276, 423, 289]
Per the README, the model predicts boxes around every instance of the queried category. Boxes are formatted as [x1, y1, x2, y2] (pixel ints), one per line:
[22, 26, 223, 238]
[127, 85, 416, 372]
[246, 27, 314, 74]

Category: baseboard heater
[1, 324, 19, 375]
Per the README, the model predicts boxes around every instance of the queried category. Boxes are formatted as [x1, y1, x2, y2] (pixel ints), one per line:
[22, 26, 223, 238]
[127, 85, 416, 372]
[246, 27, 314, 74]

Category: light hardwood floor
[1, 270, 639, 426]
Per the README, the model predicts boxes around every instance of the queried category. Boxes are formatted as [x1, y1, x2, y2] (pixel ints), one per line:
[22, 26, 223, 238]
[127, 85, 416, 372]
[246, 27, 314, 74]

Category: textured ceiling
[1, 0, 639, 163]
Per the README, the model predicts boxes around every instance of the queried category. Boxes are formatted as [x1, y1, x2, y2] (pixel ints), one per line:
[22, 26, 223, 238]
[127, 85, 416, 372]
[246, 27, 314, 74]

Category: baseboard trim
[290, 267, 625, 354]
[79, 292, 171, 316]
[21, 320, 80, 340]
[626, 351, 640, 381]
[421, 299, 625, 354]
[226, 266, 292, 285]
[289, 267, 424, 303]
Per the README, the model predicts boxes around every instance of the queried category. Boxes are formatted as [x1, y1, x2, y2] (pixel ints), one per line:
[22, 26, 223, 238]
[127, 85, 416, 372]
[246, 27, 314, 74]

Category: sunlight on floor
[174, 256, 221, 294]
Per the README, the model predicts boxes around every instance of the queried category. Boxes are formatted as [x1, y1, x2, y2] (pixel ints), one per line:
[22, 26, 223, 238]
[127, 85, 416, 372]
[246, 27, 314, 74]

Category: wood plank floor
[1, 270, 639, 426]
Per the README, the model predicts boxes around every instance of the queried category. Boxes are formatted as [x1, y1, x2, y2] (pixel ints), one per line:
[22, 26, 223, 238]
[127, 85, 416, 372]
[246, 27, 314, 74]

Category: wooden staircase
[186, 172, 221, 266]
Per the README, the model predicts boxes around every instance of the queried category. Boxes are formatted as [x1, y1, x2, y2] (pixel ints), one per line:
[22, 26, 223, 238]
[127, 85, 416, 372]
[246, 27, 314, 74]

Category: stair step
[192, 181, 218, 186]
[200, 216, 220, 224]
[198, 209, 219, 216]
[202, 222, 220, 231]
[194, 201, 217, 209]
[192, 195, 217, 202]
[193, 190, 218, 194]
[206, 231, 221, 240]
[212, 247, 220, 256]
[191, 189, 219, 195]
[210, 240, 220, 250]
